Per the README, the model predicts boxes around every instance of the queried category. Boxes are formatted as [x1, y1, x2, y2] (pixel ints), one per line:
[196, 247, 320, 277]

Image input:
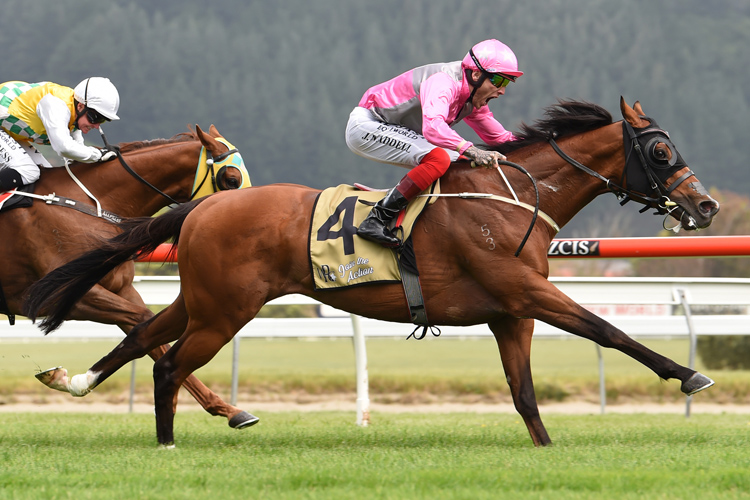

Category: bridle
[188, 139, 244, 200]
[548, 117, 698, 230]
[103, 135, 244, 205]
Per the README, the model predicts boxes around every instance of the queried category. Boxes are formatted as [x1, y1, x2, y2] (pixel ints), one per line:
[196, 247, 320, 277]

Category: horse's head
[618, 97, 719, 231]
[191, 125, 252, 198]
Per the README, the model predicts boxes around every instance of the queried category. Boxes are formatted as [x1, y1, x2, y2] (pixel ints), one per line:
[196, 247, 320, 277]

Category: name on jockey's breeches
[0, 132, 21, 150]
[361, 131, 413, 153]
[376, 124, 420, 140]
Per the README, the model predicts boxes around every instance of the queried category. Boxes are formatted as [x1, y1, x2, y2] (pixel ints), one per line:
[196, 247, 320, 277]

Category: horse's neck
[445, 124, 624, 232]
[522, 124, 625, 229]
[38, 144, 198, 218]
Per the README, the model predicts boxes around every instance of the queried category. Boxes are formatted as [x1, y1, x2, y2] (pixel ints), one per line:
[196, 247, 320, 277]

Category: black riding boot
[0, 168, 23, 193]
[357, 186, 411, 247]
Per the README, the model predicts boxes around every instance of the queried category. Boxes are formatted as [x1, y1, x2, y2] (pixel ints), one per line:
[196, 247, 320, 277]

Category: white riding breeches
[0, 129, 53, 184]
[345, 107, 459, 168]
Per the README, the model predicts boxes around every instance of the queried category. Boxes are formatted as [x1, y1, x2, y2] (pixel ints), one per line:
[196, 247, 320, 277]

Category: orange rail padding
[546, 236, 750, 258]
[137, 236, 750, 262]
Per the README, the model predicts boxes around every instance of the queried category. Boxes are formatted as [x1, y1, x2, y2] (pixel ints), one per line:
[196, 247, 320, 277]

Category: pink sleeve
[419, 73, 472, 154]
[463, 106, 516, 145]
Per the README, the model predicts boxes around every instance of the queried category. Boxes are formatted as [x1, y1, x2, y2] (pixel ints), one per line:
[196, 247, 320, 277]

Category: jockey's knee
[0, 168, 24, 191]
[421, 148, 451, 175]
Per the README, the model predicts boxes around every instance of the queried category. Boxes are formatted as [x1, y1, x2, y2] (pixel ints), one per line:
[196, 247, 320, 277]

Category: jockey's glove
[98, 147, 118, 162]
[464, 146, 506, 168]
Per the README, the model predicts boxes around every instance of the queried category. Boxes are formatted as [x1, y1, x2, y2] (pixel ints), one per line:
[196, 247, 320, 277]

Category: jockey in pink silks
[345, 39, 523, 247]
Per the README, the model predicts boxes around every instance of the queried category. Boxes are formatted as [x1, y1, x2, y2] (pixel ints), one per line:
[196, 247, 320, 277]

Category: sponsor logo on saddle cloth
[310, 183, 439, 290]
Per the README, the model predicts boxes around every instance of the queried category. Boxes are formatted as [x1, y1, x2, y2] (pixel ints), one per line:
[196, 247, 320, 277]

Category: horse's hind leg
[153, 320, 240, 446]
[146, 344, 257, 429]
[38, 288, 257, 429]
[37, 295, 191, 396]
[489, 317, 551, 447]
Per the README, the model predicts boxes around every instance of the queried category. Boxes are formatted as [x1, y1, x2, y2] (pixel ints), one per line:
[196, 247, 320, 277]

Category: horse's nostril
[700, 200, 719, 215]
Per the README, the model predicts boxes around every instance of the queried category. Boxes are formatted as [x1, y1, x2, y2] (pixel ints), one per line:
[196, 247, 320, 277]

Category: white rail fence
[3, 276, 750, 423]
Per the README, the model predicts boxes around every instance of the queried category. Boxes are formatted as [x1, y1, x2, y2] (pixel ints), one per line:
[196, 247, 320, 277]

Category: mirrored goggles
[489, 73, 516, 88]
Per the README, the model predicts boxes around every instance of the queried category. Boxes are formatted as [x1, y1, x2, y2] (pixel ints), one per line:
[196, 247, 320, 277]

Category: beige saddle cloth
[309, 183, 438, 290]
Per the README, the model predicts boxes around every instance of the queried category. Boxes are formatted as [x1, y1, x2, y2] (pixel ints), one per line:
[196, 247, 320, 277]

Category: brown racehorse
[3, 125, 258, 429]
[25, 98, 720, 447]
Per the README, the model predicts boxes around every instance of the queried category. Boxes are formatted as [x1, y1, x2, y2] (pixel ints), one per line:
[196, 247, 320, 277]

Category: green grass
[1, 412, 749, 499]
[2, 336, 749, 405]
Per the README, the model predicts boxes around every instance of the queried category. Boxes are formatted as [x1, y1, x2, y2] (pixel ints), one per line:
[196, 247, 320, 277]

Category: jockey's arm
[36, 95, 102, 163]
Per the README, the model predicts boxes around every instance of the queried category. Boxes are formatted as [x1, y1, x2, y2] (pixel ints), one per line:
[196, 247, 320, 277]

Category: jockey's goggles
[85, 108, 110, 124]
[489, 73, 516, 88]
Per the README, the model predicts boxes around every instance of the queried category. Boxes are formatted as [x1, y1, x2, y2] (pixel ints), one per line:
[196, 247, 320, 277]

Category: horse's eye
[653, 145, 669, 162]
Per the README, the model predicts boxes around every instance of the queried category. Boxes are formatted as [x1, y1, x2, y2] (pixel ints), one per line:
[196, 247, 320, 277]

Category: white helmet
[73, 77, 120, 121]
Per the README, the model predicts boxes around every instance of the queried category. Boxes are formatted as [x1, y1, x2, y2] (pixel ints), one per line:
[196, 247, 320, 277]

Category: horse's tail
[23, 197, 207, 334]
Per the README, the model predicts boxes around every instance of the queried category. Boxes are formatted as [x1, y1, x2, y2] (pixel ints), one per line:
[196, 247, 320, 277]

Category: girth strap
[3, 190, 123, 223]
[44, 195, 122, 224]
[398, 256, 428, 327]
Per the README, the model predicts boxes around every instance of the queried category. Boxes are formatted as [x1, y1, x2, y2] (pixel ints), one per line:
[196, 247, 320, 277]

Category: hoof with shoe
[35, 366, 71, 393]
[681, 372, 715, 395]
[228, 411, 260, 429]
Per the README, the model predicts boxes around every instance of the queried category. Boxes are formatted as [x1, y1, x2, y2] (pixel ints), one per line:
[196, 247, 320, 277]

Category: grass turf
[0, 411, 749, 499]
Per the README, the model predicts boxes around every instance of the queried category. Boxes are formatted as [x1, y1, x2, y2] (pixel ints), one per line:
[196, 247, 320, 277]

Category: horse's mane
[491, 99, 613, 155]
[118, 131, 198, 154]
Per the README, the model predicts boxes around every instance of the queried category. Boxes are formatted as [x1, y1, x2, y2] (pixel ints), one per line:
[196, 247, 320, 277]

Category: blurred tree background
[4, 0, 749, 368]
[3, 0, 749, 241]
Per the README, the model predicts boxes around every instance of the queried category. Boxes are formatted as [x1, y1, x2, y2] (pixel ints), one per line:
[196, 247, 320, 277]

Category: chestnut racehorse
[4, 125, 258, 428]
[25, 99, 720, 447]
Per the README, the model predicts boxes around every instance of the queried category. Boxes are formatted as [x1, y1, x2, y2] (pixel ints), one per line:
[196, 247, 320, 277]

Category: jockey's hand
[98, 147, 118, 162]
[465, 146, 506, 168]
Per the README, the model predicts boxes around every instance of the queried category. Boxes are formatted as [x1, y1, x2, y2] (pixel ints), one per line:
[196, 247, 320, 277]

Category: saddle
[0, 184, 35, 213]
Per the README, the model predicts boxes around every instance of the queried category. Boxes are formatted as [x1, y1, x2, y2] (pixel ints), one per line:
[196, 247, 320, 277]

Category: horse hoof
[35, 367, 70, 392]
[681, 372, 715, 395]
[228, 411, 260, 429]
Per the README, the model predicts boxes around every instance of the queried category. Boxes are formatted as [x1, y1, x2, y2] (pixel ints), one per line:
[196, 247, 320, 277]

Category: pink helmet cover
[462, 39, 523, 78]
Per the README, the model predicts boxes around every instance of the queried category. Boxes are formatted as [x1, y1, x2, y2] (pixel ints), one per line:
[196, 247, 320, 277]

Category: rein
[109, 145, 181, 206]
[103, 133, 241, 205]
[424, 161, 558, 257]
[99, 127, 181, 205]
[548, 120, 693, 215]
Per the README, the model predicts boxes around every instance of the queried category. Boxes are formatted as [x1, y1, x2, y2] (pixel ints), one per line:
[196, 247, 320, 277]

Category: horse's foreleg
[516, 276, 713, 394]
[489, 317, 551, 447]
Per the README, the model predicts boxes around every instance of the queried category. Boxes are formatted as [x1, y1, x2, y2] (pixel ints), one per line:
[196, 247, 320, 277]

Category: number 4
[316, 195, 358, 255]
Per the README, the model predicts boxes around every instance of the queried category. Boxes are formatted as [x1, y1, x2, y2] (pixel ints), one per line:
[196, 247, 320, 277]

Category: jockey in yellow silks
[0, 77, 120, 192]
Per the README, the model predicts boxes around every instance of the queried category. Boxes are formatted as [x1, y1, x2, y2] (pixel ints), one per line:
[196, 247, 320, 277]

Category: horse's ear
[620, 96, 648, 128]
[208, 124, 222, 138]
[633, 101, 645, 116]
[195, 124, 223, 152]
